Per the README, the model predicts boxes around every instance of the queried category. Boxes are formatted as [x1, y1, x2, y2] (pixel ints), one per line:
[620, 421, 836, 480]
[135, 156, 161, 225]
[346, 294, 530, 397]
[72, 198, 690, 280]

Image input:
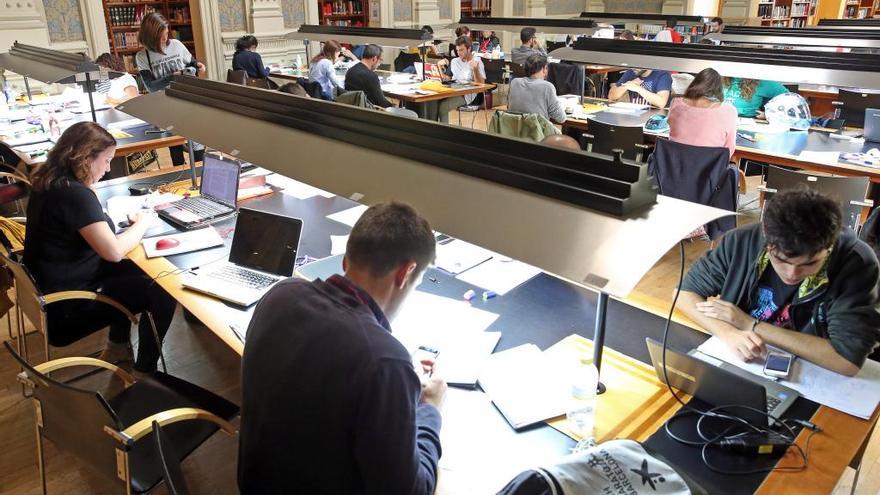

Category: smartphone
[412, 345, 439, 374]
[763, 352, 793, 379]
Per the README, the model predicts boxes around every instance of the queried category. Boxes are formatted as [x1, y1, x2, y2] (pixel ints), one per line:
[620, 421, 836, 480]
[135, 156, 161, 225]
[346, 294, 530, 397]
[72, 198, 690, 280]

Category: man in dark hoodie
[679, 189, 880, 376]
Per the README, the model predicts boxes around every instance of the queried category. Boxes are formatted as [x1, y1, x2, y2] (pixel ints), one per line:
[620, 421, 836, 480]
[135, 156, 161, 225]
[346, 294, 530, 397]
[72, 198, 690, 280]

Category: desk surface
[95, 168, 879, 495]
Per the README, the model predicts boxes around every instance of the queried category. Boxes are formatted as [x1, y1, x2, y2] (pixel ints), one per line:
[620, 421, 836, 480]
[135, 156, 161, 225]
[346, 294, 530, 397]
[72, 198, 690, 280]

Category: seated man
[511, 27, 547, 65]
[678, 189, 880, 376]
[508, 54, 566, 124]
[344, 43, 394, 108]
[239, 202, 446, 493]
[451, 35, 486, 107]
[607, 68, 672, 108]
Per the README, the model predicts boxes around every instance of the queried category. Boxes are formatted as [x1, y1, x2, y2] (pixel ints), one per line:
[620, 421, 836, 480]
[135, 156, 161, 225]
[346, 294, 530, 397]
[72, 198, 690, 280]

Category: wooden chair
[6, 341, 238, 494]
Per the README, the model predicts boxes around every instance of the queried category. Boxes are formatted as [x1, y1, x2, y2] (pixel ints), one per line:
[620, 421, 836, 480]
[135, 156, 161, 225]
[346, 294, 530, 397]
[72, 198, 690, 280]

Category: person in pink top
[667, 68, 738, 159]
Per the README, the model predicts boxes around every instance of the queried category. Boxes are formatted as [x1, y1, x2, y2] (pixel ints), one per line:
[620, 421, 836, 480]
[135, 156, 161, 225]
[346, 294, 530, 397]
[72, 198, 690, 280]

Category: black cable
[660, 240, 817, 476]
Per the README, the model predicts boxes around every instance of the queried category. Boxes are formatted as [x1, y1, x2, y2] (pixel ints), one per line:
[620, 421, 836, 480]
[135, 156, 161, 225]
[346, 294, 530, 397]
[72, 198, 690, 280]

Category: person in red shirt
[665, 18, 683, 43]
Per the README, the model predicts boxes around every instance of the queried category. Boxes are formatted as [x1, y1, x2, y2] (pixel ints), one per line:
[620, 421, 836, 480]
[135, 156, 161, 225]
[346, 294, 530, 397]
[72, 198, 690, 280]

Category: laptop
[156, 154, 241, 229]
[646, 338, 798, 426]
[864, 108, 880, 143]
[181, 208, 303, 306]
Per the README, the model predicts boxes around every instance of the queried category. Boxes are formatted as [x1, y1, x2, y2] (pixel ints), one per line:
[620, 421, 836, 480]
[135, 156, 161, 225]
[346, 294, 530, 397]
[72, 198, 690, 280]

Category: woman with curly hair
[722, 77, 788, 118]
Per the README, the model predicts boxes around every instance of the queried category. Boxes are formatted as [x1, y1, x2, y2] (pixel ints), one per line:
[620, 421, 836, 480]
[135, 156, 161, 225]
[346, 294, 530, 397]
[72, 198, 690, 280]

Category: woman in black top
[23, 122, 176, 373]
[232, 35, 270, 79]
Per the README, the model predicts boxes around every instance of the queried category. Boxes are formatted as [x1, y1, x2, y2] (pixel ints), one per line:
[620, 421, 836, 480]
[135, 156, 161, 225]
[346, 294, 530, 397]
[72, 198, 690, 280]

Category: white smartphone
[763, 352, 793, 379]
[412, 345, 439, 372]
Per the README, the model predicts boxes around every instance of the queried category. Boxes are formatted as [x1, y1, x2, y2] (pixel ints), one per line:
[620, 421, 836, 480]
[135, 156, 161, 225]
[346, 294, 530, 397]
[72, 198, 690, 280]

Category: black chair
[394, 52, 422, 73]
[297, 78, 324, 99]
[225, 69, 248, 85]
[579, 120, 652, 162]
[6, 340, 238, 494]
[761, 165, 871, 231]
[509, 62, 528, 79]
[547, 62, 584, 96]
[546, 40, 567, 52]
[483, 58, 505, 105]
[835, 89, 880, 128]
[153, 421, 189, 495]
[647, 139, 738, 240]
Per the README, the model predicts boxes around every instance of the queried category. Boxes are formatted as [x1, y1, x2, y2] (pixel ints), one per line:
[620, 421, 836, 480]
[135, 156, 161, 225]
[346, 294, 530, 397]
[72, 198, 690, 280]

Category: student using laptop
[344, 44, 394, 109]
[23, 122, 176, 375]
[678, 189, 880, 376]
[239, 202, 446, 494]
[451, 36, 486, 107]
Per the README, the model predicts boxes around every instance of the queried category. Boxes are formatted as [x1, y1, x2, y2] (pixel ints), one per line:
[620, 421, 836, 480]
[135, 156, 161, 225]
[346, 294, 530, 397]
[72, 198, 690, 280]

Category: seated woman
[22, 122, 176, 374]
[308, 40, 356, 101]
[232, 35, 270, 79]
[723, 77, 788, 118]
[476, 30, 500, 53]
[667, 68, 738, 158]
[94, 53, 139, 105]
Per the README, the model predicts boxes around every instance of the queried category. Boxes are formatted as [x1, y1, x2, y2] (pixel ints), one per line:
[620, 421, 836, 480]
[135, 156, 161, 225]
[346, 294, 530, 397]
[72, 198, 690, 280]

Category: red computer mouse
[155, 238, 180, 250]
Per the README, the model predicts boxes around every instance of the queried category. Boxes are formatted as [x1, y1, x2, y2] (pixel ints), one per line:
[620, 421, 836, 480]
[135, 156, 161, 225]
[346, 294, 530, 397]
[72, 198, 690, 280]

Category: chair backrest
[394, 52, 422, 73]
[334, 90, 373, 109]
[546, 40, 566, 52]
[226, 69, 248, 85]
[4, 341, 124, 486]
[153, 421, 190, 495]
[482, 58, 505, 84]
[509, 62, 528, 79]
[488, 110, 559, 141]
[839, 89, 880, 128]
[297, 78, 324, 99]
[765, 165, 870, 230]
[546, 62, 584, 96]
[581, 120, 645, 160]
[0, 141, 24, 174]
[1, 252, 47, 335]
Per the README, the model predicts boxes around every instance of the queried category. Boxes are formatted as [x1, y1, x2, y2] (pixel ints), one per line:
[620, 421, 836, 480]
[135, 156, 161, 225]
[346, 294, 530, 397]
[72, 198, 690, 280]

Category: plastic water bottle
[566, 355, 598, 441]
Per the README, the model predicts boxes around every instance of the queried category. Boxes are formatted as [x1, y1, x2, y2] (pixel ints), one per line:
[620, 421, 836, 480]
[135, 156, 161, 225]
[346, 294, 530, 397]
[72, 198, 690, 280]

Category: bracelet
[750, 318, 760, 332]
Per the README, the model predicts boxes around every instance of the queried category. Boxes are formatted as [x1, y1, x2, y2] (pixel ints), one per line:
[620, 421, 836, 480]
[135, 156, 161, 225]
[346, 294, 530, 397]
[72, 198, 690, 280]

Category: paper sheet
[434, 239, 494, 275]
[798, 150, 841, 165]
[266, 174, 335, 199]
[455, 255, 541, 296]
[106, 192, 182, 231]
[737, 122, 789, 134]
[696, 336, 880, 419]
[326, 204, 368, 227]
[106, 117, 147, 129]
[330, 235, 348, 256]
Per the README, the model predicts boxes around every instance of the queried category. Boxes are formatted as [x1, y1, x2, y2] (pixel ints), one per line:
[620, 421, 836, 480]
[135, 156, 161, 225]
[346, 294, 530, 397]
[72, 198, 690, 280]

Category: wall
[546, 0, 586, 15]
[43, 0, 84, 42]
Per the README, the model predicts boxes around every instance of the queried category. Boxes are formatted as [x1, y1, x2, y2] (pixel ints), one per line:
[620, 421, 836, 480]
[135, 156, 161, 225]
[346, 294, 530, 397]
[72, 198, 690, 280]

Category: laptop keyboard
[766, 394, 782, 411]
[176, 197, 232, 218]
[209, 265, 278, 289]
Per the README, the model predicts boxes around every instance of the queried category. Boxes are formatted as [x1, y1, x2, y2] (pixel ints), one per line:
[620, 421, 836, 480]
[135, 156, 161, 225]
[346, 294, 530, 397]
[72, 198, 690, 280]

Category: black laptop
[155, 154, 240, 229]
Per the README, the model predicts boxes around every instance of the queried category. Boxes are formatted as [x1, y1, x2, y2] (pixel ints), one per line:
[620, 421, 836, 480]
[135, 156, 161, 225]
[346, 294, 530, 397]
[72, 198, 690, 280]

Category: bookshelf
[461, 0, 491, 17]
[102, 0, 199, 75]
[318, 0, 368, 27]
[758, 0, 793, 26]
[843, 0, 875, 18]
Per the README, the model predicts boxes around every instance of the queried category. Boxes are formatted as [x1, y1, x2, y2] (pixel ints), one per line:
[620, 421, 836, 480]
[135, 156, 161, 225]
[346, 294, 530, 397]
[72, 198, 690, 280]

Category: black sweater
[344, 62, 393, 108]
[232, 50, 270, 78]
[238, 275, 442, 494]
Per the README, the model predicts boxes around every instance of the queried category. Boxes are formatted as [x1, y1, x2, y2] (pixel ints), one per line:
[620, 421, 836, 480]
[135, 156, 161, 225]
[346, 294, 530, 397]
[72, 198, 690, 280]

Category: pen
[737, 132, 756, 142]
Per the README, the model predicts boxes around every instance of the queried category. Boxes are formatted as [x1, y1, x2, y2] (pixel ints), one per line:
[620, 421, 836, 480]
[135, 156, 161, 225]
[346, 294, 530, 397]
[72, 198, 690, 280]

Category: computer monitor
[838, 89, 880, 128]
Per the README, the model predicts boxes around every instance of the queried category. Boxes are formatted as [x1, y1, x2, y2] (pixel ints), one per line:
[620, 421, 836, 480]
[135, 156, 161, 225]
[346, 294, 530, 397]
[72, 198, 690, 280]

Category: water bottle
[566, 355, 598, 441]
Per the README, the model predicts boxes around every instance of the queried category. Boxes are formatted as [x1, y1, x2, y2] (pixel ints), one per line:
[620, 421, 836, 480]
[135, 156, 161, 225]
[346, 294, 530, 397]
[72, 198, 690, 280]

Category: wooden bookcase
[461, 0, 491, 17]
[101, 0, 200, 75]
[758, 0, 793, 26]
[843, 0, 875, 18]
[317, 0, 368, 27]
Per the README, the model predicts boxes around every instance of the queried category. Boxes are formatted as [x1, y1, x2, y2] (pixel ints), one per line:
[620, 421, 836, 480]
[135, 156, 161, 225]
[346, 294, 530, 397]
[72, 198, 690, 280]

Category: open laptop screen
[229, 208, 302, 277]
[200, 155, 241, 206]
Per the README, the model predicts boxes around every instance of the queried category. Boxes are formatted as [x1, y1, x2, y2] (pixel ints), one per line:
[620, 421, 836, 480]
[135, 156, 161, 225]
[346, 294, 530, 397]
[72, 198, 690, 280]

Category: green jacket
[682, 223, 880, 367]
[488, 110, 560, 142]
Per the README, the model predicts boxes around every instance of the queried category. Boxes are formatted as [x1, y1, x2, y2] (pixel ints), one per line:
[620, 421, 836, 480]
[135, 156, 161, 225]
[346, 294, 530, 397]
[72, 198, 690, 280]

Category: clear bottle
[566, 355, 598, 442]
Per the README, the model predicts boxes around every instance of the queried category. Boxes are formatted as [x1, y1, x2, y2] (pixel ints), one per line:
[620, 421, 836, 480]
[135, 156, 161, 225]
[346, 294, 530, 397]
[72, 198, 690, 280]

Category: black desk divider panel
[579, 12, 709, 25]
[295, 25, 431, 42]
[162, 76, 657, 217]
[721, 25, 880, 39]
[457, 16, 597, 29]
[819, 18, 880, 26]
[570, 37, 880, 72]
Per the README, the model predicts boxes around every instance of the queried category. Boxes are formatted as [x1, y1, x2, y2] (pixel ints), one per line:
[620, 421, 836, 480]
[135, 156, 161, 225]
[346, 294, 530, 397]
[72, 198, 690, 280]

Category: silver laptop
[646, 338, 798, 426]
[864, 108, 880, 143]
[182, 208, 303, 306]
[156, 154, 240, 229]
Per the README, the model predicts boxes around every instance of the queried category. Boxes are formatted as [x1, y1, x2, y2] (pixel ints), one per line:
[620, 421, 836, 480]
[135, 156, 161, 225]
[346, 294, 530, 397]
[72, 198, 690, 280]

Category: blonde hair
[30, 122, 116, 191]
[724, 77, 758, 101]
[138, 12, 169, 54]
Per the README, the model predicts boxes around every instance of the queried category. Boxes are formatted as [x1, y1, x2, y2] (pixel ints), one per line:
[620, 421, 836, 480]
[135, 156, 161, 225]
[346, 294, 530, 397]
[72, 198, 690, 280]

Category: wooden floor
[1, 105, 878, 494]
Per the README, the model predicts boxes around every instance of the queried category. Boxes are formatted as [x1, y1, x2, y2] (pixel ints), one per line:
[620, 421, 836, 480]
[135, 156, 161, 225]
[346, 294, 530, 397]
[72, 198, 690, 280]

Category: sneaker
[99, 341, 133, 366]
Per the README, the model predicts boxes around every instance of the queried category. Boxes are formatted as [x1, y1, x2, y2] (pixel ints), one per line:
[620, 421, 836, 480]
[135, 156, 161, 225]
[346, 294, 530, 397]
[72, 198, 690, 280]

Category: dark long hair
[30, 122, 116, 191]
[685, 68, 724, 101]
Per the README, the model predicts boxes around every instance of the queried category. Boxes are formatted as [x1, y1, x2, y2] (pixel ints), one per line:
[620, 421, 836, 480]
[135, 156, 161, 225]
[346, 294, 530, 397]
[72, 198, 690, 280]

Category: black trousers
[46, 260, 177, 372]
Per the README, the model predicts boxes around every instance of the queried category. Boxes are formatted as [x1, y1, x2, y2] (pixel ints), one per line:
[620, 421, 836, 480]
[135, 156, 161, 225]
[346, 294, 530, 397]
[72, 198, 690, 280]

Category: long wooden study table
[93, 167, 879, 495]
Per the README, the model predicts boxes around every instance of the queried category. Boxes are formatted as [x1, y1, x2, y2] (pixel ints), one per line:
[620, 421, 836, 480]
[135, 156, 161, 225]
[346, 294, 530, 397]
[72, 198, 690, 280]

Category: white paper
[456, 255, 541, 295]
[737, 122, 789, 134]
[392, 291, 499, 344]
[266, 174, 335, 199]
[696, 336, 880, 419]
[798, 150, 841, 165]
[609, 102, 650, 110]
[387, 73, 419, 84]
[435, 239, 494, 275]
[330, 235, 348, 256]
[106, 117, 147, 129]
[479, 344, 570, 429]
[326, 204, 368, 227]
[106, 192, 182, 230]
[141, 227, 225, 258]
